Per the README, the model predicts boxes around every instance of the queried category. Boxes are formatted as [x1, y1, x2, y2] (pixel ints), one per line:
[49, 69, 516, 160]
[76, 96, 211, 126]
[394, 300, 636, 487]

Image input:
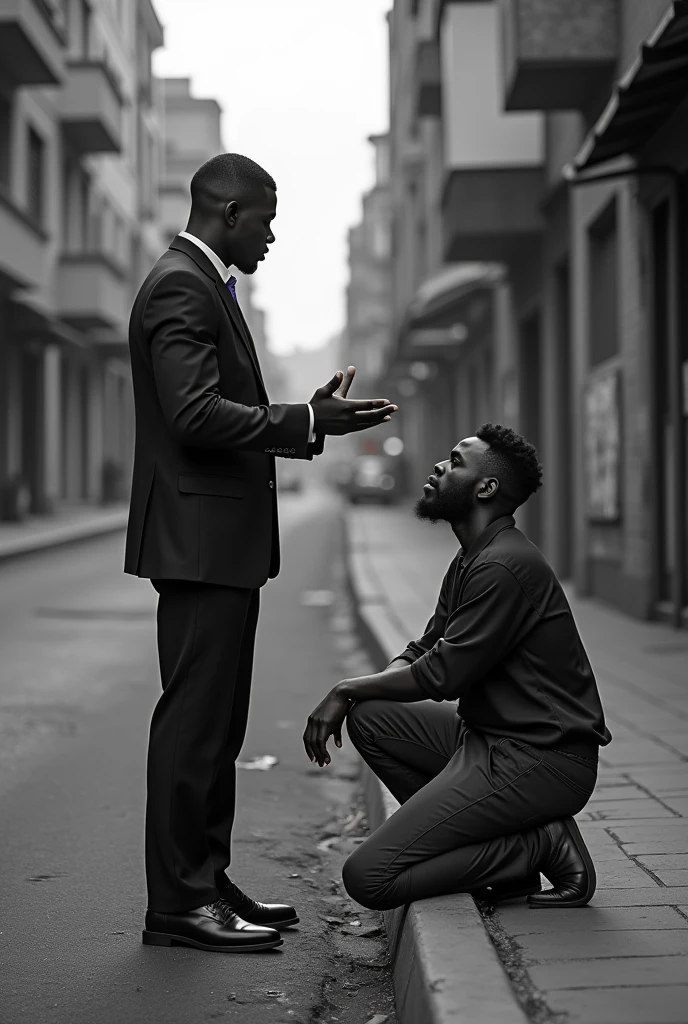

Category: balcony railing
[0, 189, 48, 289]
[500, 0, 617, 111]
[57, 250, 129, 333]
[0, 0, 65, 86]
[59, 60, 124, 154]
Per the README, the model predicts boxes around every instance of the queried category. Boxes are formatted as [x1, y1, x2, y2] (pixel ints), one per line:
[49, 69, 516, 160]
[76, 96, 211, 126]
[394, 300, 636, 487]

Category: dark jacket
[397, 516, 611, 757]
[124, 235, 322, 587]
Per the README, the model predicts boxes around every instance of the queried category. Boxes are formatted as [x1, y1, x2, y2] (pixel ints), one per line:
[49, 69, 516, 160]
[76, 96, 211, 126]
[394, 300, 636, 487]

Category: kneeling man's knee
[346, 699, 387, 750]
[342, 843, 397, 912]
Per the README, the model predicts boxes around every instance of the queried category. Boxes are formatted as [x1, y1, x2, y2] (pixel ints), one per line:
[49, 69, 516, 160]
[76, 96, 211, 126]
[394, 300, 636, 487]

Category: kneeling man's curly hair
[476, 423, 543, 511]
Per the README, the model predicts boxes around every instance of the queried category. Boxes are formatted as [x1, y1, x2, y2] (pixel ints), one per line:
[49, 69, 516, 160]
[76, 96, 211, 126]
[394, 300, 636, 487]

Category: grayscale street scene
[1, 1, 687, 1023]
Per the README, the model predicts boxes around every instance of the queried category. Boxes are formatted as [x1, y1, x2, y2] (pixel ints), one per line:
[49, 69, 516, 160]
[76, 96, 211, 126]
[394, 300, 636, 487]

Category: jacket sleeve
[410, 562, 538, 701]
[387, 560, 454, 668]
[145, 269, 311, 456]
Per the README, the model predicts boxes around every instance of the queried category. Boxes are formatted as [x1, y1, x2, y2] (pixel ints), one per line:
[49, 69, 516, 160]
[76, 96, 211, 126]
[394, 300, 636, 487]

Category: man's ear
[477, 478, 499, 500]
[224, 201, 239, 228]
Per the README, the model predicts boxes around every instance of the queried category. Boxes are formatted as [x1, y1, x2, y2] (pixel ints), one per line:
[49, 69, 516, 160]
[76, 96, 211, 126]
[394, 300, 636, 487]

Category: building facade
[0, 0, 164, 518]
[376, 0, 687, 625]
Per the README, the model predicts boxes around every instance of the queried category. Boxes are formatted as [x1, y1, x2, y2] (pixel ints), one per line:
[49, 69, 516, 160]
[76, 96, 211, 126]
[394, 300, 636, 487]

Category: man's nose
[434, 462, 445, 476]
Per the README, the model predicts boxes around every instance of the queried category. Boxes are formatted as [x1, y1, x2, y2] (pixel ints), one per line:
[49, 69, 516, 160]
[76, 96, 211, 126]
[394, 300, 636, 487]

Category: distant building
[0, 0, 164, 519]
[377, 0, 688, 625]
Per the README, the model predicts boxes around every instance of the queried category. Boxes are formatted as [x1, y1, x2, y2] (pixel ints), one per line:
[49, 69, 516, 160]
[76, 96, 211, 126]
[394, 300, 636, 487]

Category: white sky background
[152, 0, 391, 355]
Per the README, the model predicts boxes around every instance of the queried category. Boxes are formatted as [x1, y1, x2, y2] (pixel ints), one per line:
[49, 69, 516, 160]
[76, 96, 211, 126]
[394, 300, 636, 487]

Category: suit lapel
[214, 280, 267, 396]
[168, 236, 267, 399]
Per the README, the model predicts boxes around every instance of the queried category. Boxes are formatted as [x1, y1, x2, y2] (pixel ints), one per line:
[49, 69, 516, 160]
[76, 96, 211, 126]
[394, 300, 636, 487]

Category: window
[0, 93, 11, 191]
[27, 127, 45, 226]
[81, 0, 92, 59]
[588, 200, 619, 367]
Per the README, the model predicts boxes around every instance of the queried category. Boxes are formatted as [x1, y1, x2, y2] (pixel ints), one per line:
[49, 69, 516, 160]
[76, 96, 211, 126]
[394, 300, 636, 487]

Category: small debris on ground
[236, 754, 278, 771]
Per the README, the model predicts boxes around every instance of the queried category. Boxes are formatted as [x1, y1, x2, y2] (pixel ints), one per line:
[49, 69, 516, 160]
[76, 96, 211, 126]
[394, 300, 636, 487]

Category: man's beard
[235, 261, 258, 275]
[414, 486, 473, 524]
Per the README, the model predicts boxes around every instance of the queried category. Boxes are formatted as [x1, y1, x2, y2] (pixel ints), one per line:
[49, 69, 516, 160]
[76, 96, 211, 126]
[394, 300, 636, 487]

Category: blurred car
[345, 455, 399, 505]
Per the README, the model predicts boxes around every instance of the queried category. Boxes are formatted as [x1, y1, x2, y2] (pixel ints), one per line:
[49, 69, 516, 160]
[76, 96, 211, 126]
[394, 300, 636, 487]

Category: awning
[407, 263, 502, 329]
[574, 0, 688, 170]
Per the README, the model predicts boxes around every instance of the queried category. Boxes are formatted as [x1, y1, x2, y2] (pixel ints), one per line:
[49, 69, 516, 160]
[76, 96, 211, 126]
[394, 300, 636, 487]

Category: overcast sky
[152, 0, 391, 355]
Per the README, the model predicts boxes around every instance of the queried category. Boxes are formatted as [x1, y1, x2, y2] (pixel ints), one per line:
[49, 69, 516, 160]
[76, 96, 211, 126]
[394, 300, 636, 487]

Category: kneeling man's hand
[304, 688, 351, 767]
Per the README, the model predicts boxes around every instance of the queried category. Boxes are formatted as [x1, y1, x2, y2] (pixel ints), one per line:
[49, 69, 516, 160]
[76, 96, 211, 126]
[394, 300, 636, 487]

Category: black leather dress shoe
[528, 817, 596, 908]
[217, 877, 299, 930]
[472, 872, 542, 903]
[142, 901, 282, 952]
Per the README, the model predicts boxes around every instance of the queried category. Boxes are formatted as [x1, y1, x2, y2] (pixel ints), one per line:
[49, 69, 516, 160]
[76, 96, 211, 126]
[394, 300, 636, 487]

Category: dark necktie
[227, 276, 237, 303]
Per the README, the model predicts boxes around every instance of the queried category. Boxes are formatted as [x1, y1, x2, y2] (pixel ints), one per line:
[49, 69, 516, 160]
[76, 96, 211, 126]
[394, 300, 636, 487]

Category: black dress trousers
[343, 700, 597, 911]
[145, 579, 260, 913]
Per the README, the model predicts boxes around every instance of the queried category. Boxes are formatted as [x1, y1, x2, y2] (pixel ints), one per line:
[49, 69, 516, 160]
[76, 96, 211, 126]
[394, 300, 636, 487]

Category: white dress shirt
[178, 231, 316, 443]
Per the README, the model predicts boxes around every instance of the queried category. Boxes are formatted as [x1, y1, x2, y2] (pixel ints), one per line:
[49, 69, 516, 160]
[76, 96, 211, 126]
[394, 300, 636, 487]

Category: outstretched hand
[310, 367, 398, 436]
[303, 689, 351, 767]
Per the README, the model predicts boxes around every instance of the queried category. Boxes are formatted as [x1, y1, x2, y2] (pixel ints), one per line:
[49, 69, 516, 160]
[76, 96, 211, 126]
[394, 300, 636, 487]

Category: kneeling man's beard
[414, 493, 454, 524]
[414, 486, 474, 524]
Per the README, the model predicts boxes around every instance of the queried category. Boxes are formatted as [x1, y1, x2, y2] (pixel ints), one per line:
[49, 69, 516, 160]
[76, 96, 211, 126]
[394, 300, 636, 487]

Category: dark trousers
[145, 579, 260, 913]
[343, 700, 597, 911]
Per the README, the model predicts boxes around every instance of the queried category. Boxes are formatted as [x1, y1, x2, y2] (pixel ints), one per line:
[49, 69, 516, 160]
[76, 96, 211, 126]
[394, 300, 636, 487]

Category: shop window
[27, 126, 45, 227]
[588, 200, 619, 367]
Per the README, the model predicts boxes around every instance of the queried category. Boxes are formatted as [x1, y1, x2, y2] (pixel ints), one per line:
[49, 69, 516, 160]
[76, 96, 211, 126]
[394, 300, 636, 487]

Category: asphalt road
[0, 487, 396, 1024]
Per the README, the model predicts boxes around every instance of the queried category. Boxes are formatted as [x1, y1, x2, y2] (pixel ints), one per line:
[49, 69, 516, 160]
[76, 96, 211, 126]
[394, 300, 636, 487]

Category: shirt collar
[459, 515, 516, 572]
[178, 230, 231, 284]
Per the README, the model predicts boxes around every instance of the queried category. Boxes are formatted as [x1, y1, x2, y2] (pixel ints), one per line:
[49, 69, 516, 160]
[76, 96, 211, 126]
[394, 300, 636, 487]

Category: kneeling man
[304, 424, 611, 911]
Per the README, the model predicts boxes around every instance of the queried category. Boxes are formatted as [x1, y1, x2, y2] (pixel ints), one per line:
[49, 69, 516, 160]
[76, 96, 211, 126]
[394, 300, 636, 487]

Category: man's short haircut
[190, 153, 276, 209]
[475, 423, 543, 511]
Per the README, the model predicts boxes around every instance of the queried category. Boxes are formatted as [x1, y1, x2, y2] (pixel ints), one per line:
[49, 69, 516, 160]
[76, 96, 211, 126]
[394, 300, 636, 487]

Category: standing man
[304, 424, 611, 911]
[125, 153, 397, 954]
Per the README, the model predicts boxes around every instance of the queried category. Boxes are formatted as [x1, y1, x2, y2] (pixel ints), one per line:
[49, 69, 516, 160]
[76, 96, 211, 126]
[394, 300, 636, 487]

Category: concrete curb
[0, 509, 128, 563]
[344, 513, 528, 1024]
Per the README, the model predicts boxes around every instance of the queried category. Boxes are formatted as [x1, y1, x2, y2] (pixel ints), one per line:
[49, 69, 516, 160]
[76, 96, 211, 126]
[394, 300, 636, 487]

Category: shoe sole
[142, 930, 283, 952]
[528, 817, 596, 909]
[473, 882, 541, 903]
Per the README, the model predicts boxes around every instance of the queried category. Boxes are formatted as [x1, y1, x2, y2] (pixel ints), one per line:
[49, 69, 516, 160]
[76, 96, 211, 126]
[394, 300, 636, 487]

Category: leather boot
[528, 816, 596, 908]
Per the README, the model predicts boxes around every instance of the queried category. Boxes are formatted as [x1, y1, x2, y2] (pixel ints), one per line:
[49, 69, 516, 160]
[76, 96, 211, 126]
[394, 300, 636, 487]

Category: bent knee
[346, 699, 391, 747]
[341, 845, 399, 912]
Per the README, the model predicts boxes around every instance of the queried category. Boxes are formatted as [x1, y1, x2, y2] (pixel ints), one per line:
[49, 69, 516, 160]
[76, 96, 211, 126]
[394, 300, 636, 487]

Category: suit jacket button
[269, 480, 274, 489]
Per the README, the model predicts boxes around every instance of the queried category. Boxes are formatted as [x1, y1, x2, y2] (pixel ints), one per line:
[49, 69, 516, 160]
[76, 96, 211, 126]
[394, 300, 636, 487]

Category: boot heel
[142, 930, 173, 946]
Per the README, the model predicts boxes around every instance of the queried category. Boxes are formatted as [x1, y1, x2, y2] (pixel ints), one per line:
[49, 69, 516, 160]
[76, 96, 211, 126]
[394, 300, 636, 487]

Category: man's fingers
[333, 724, 343, 749]
[336, 366, 356, 398]
[353, 406, 398, 422]
[345, 398, 394, 410]
[314, 723, 331, 767]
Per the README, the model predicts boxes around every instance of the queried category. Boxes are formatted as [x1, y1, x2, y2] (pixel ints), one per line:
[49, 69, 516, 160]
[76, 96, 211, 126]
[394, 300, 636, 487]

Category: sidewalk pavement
[345, 503, 688, 1024]
[0, 504, 128, 562]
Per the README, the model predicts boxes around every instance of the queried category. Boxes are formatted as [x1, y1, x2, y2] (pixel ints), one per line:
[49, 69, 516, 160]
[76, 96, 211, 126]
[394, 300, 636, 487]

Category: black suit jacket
[124, 235, 323, 587]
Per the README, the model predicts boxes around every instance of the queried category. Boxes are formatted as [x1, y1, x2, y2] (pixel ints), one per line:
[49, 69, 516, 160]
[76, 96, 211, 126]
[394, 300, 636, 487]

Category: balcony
[500, 0, 617, 111]
[0, 190, 47, 289]
[440, 1, 544, 262]
[415, 39, 442, 118]
[59, 61, 123, 154]
[0, 0, 65, 86]
[57, 251, 129, 333]
[442, 166, 544, 261]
